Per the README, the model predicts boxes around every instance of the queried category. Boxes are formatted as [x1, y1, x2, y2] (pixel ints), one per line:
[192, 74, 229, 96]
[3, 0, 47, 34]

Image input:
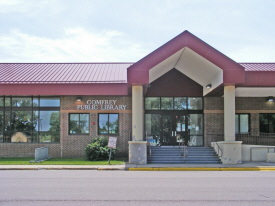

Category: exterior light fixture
[76, 97, 82, 102]
[206, 84, 212, 89]
[268, 96, 274, 102]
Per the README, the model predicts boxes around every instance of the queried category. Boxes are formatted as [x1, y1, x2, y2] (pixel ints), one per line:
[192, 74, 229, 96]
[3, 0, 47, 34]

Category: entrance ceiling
[149, 47, 223, 96]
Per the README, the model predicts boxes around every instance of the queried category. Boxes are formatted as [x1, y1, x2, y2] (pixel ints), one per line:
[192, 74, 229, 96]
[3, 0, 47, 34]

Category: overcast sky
[0, 0, 274, 63]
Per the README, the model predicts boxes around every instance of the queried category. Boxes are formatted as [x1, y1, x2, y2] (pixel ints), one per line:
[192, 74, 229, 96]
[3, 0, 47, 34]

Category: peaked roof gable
[127, 30, 245, 84]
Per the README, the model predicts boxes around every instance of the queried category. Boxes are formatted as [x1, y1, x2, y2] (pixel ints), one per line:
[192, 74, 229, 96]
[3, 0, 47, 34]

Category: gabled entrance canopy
[127, 30, 245, 96]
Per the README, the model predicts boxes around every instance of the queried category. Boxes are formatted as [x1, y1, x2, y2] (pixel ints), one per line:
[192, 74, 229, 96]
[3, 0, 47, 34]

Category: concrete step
[148, 146, 221, 164]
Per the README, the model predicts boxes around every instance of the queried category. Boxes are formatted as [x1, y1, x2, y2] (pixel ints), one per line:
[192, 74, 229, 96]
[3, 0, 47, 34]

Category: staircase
[148, 146, 222, 164]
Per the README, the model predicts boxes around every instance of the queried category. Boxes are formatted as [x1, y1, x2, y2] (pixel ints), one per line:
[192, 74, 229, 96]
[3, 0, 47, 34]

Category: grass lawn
[0, 157, 126, 165]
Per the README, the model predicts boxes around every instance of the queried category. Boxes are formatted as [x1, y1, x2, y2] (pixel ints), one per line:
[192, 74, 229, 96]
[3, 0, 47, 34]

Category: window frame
[259, 113, 275, 133]
[235, 113, 250, 134]
[144, 97, 203, 111]
[69, 113, 90, 135]
[0, 96, 60, 143]
[98, 113, 119, 135]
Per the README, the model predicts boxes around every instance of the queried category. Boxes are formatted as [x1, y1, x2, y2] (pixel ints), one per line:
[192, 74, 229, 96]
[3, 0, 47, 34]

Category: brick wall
[204, 97, 275, 144]
[0, 143, 61, 158]
[0, 95, 132, 158]
[1, 95, 274, 157]
[60, 95, 132, 158]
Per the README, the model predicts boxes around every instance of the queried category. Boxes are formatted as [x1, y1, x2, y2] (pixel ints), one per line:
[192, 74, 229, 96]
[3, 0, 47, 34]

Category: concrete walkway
[1, 161, 275, 171]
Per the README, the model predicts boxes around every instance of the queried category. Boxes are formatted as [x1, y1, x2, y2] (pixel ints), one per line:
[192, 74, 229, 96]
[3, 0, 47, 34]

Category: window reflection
[1, 97, 60, 143]
[40, 97, 60, 107]
[0, 97, 4, 107]
[161, 97, 173, 110]
[145, 97, 160, 110]
[0, 111, 2, 142]
[69, 114, 89, 134]
[12, 97, 32, 107]
[174, 97, 187, 110]
[109, 114, 118, 134]
[98, 114, 118, 135]
[188, 114, 203, 135]
[5, 97, 11, 107]
[40, 111, 60, 132]
[11, 111, 33, 131]
[188, 98, 202, 110]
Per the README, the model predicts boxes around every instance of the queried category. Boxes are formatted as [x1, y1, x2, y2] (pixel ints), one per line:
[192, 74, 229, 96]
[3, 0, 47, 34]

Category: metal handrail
[250, 146, 275, 161]
[184, 145, 187, 163]
[146, 131, 151, 161]
[215, 142, 223, 158]
[180, 139, 187, 163]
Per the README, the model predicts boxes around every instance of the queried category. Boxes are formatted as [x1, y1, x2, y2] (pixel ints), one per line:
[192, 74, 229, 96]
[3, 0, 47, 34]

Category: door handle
[172, 131, 174, 136]
[175, 131, 177, 136]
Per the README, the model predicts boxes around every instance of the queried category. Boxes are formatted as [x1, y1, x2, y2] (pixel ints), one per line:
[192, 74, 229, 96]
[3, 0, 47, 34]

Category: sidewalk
[1, 161, 275, 171]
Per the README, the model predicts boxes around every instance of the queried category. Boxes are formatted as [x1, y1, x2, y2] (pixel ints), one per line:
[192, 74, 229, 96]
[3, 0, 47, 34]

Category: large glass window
[0, 96, 60, 143]
[235, 114, 249, 134]
[0, 111, 3, 142]
[98, 114, 118, 135]
[188, 98, 203, 110]
[188, 114, 203, 146]
[12, 97, 32, 107]
[174, 97, 187, 110]
[145, 97, 203, 110]
[69, 114, 89, 134]
[40, 97, 60, 107]
[259, 114, 275, 133]
[161, 97, 173, 110]
[145, 97, 160, 110]
[0, 97, 4, 107]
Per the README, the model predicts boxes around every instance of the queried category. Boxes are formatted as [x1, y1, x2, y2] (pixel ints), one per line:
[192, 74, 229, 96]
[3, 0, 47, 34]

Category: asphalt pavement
[1, 170, 275, 206]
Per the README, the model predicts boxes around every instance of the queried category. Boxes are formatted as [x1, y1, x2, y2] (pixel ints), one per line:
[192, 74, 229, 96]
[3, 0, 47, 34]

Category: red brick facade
[1, 95, 275, 158]
[204, 97, 275, 145]
[0, 95, 132, 158]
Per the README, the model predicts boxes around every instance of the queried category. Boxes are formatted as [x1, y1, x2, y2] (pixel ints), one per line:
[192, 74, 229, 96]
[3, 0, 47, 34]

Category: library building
[1, 30, 275, 164]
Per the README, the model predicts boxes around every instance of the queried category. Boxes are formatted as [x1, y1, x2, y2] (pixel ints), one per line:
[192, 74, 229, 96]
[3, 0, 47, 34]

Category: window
[259, 114, 275, 133]
[69, 114, 89, 134]
[0, 96, 60, 143]
[161, 97, 173, 110]
[145, 97, 160, 110]
[144, 97, 203, 110]
[98, 114, 118, 135]
[235, 114, 249, 134]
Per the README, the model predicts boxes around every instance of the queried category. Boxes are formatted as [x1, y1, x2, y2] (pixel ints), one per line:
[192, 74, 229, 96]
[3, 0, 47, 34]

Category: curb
[0, 167, 125, 171]
[128, 167, 275, 171]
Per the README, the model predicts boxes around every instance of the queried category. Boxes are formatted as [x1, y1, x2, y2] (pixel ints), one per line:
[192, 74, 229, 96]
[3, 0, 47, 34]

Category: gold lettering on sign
[77, 99, 127, 111]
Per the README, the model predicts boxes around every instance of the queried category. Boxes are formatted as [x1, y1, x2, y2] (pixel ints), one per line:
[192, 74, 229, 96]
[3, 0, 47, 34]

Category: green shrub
[85, 137, 115, 161]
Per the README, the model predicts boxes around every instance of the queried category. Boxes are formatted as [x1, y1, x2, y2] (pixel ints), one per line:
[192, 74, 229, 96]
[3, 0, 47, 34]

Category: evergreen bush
[85, 137, 115, 161]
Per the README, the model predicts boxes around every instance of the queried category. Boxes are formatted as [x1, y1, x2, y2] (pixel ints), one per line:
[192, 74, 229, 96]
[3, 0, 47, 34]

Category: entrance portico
[128, 30, 245, 164]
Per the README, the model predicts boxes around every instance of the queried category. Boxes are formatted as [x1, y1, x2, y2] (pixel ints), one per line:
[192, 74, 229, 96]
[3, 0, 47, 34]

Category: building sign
[108, 137, 117, 148]
[77, 100, 127, 110]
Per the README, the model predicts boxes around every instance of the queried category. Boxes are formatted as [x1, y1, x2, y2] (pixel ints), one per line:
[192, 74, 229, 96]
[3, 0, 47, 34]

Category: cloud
[0, 28, 150, 62]
[229, 45, 275, 62]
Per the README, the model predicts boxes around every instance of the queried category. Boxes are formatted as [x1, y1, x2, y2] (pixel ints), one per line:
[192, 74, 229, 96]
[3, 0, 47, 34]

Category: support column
[132, 86, 144, 141]
[128, 85, 147, 164]
[218, 85, 242, 164]
[224, 85, 236, 141]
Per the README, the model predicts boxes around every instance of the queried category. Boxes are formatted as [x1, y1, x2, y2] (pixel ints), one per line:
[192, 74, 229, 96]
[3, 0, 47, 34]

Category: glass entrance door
[145, 112, 204, 147]
[175, 115, 187, 145]
[162, 115, 173, 145]
[161, 114, 188, 146]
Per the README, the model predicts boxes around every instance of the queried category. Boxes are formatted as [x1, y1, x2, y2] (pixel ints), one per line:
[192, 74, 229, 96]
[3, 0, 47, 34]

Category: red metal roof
[240, 63, 275, 71]
[0, 63, 133, 84]
[1, 62, 275, 85]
